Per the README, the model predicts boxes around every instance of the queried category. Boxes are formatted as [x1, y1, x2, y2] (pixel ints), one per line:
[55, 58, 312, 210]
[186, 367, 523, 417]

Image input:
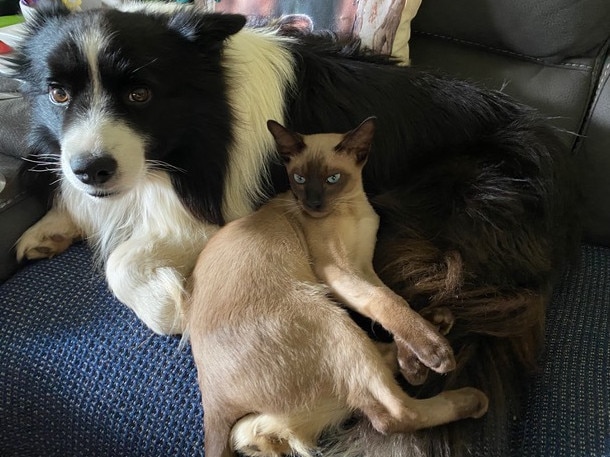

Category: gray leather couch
[411, 0, 610, 247]
[1, 0, 609, 455]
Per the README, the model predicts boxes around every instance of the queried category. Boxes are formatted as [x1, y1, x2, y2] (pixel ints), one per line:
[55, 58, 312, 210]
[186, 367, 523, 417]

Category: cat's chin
[299, 202, 332, 219]
[302, 208, 331, 219]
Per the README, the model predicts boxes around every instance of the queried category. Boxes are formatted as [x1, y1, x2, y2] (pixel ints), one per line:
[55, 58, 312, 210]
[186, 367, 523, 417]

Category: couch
[1, 0, 609, 455]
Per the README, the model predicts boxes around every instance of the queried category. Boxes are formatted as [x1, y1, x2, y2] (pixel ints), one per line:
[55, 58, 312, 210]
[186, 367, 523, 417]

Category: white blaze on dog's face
[54, 26, 146, 197]
[60, 95, 147, 197]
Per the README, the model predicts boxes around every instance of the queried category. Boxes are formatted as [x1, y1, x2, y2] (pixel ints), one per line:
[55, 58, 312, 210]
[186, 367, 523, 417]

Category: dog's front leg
[106, 236, 202, 335]
[16, 204, 83, 261]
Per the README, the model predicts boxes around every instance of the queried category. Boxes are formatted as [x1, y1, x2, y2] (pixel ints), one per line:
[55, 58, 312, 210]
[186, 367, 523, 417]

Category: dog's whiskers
[21, 155, 60, 165]
[146, 160, 186, 174]
[49, 176, 64, 187]
[27, 167, 63, 174]
[131, 58, 158, 75]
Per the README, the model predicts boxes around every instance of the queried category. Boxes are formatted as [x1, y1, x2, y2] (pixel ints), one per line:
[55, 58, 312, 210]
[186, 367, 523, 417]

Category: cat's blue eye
[326, 173, 341, 184]
[293, 174, 306, 184]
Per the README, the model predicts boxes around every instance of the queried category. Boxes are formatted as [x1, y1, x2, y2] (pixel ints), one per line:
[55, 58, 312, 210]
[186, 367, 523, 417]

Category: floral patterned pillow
[197, 0, 422, 64]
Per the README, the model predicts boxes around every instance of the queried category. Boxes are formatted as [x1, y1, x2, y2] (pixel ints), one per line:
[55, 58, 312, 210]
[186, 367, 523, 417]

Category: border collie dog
[10, 2, 577, 456]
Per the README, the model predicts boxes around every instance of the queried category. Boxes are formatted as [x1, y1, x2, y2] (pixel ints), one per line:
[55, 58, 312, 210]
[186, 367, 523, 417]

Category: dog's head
[12, 1, 246, 224]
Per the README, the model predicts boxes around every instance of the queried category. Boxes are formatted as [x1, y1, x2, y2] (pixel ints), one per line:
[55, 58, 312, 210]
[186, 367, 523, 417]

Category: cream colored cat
[187, 118, 488, 457]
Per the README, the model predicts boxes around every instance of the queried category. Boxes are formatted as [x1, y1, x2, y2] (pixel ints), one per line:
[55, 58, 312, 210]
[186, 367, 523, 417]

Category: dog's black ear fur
[3, 0, 72, 81]
[167, 11, 246, 51]
[26, 0, 71, 27]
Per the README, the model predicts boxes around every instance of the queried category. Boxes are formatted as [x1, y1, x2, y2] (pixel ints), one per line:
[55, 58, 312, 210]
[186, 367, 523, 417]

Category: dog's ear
[267, 120, 305, 163]
[336, 117, 376, 164]
[167, 11, 246, 51]
[26, 0, 71, 26]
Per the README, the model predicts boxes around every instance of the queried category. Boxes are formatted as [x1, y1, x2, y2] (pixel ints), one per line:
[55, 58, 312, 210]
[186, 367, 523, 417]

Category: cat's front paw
[395, 306, 457, 383]
[396, 319, 455, 374]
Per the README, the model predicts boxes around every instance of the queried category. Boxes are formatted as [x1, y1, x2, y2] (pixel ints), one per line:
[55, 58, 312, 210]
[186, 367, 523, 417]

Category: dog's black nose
[70, 155, 118, 185]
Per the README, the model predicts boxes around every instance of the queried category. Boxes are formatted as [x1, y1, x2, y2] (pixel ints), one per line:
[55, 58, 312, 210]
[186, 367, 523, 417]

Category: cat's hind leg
[341, 324, 487, 434]
[354, 369, 488, 434]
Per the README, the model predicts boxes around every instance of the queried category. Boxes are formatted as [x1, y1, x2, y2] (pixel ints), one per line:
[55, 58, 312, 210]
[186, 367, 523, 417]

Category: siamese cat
[187, 118, 488, 457]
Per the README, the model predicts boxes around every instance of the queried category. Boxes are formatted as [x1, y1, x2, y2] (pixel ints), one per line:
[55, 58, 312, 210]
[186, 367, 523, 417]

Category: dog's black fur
[8, 3, 579, 455]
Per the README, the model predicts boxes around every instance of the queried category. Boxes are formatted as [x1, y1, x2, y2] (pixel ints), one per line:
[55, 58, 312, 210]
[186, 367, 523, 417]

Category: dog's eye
[48, 85, 71, 105]
[293, 174, 306, 184]
[127, 87, 152, 104]
[326, 173, 341, 184]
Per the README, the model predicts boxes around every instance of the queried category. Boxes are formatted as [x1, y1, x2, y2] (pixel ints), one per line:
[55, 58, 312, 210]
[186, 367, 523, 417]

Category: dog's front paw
[16, 210, 82, 261]
[106, 243, 190, 335]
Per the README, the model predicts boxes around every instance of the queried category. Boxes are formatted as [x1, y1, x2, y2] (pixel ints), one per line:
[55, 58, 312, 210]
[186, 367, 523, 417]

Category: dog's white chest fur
[60, 171, 216, 334]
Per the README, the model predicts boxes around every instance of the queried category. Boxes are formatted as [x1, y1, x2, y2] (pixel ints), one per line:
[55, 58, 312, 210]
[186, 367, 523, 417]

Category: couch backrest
[413, 0, 610, 61]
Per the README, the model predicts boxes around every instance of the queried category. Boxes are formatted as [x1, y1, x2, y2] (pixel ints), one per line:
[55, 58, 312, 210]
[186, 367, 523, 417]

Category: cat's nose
[305, 199, 323, 211]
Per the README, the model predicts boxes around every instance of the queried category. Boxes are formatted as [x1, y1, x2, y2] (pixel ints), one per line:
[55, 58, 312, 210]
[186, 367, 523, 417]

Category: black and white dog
[10, 2, 577, 456]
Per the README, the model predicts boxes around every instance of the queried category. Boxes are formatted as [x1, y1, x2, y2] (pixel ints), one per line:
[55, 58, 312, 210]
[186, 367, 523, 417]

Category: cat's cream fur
[187, 119, 488, 457]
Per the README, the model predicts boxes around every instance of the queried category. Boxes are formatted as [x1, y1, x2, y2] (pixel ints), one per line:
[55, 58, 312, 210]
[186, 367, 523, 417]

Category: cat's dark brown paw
[420, 306, 455, 336]
[396, 343, 428, 385]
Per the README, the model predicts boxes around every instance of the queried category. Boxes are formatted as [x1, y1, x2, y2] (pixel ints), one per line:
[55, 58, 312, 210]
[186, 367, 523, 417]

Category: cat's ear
[338, 117, 376, 164]
[267, 120, 305, 162]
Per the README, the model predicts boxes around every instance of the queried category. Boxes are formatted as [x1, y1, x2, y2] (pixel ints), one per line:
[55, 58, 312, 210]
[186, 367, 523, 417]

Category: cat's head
[267, 117, 376, 218]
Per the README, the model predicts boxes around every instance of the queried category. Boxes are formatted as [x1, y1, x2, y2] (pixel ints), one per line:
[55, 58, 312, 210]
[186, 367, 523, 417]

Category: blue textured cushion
[0, 243, 609, 456]
[513, 244, 610, 456]
[0, 243, 204, 456]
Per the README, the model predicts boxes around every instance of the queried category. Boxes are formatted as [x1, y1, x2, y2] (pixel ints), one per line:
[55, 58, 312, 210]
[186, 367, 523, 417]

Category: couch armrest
[0, 88, 46, 281]
[578, 53, 610, 246]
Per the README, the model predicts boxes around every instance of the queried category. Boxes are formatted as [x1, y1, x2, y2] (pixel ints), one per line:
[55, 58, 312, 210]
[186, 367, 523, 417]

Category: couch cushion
[513, 244, 610, 456]
[0, 243, 205, 456]
[212, 0, 422, 63]
[0, 243, 609, 456]
[409, 35, 596, 150]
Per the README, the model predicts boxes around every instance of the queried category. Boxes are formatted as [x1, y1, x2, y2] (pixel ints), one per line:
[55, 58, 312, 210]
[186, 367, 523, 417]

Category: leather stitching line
[413, 31, 593, 70]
